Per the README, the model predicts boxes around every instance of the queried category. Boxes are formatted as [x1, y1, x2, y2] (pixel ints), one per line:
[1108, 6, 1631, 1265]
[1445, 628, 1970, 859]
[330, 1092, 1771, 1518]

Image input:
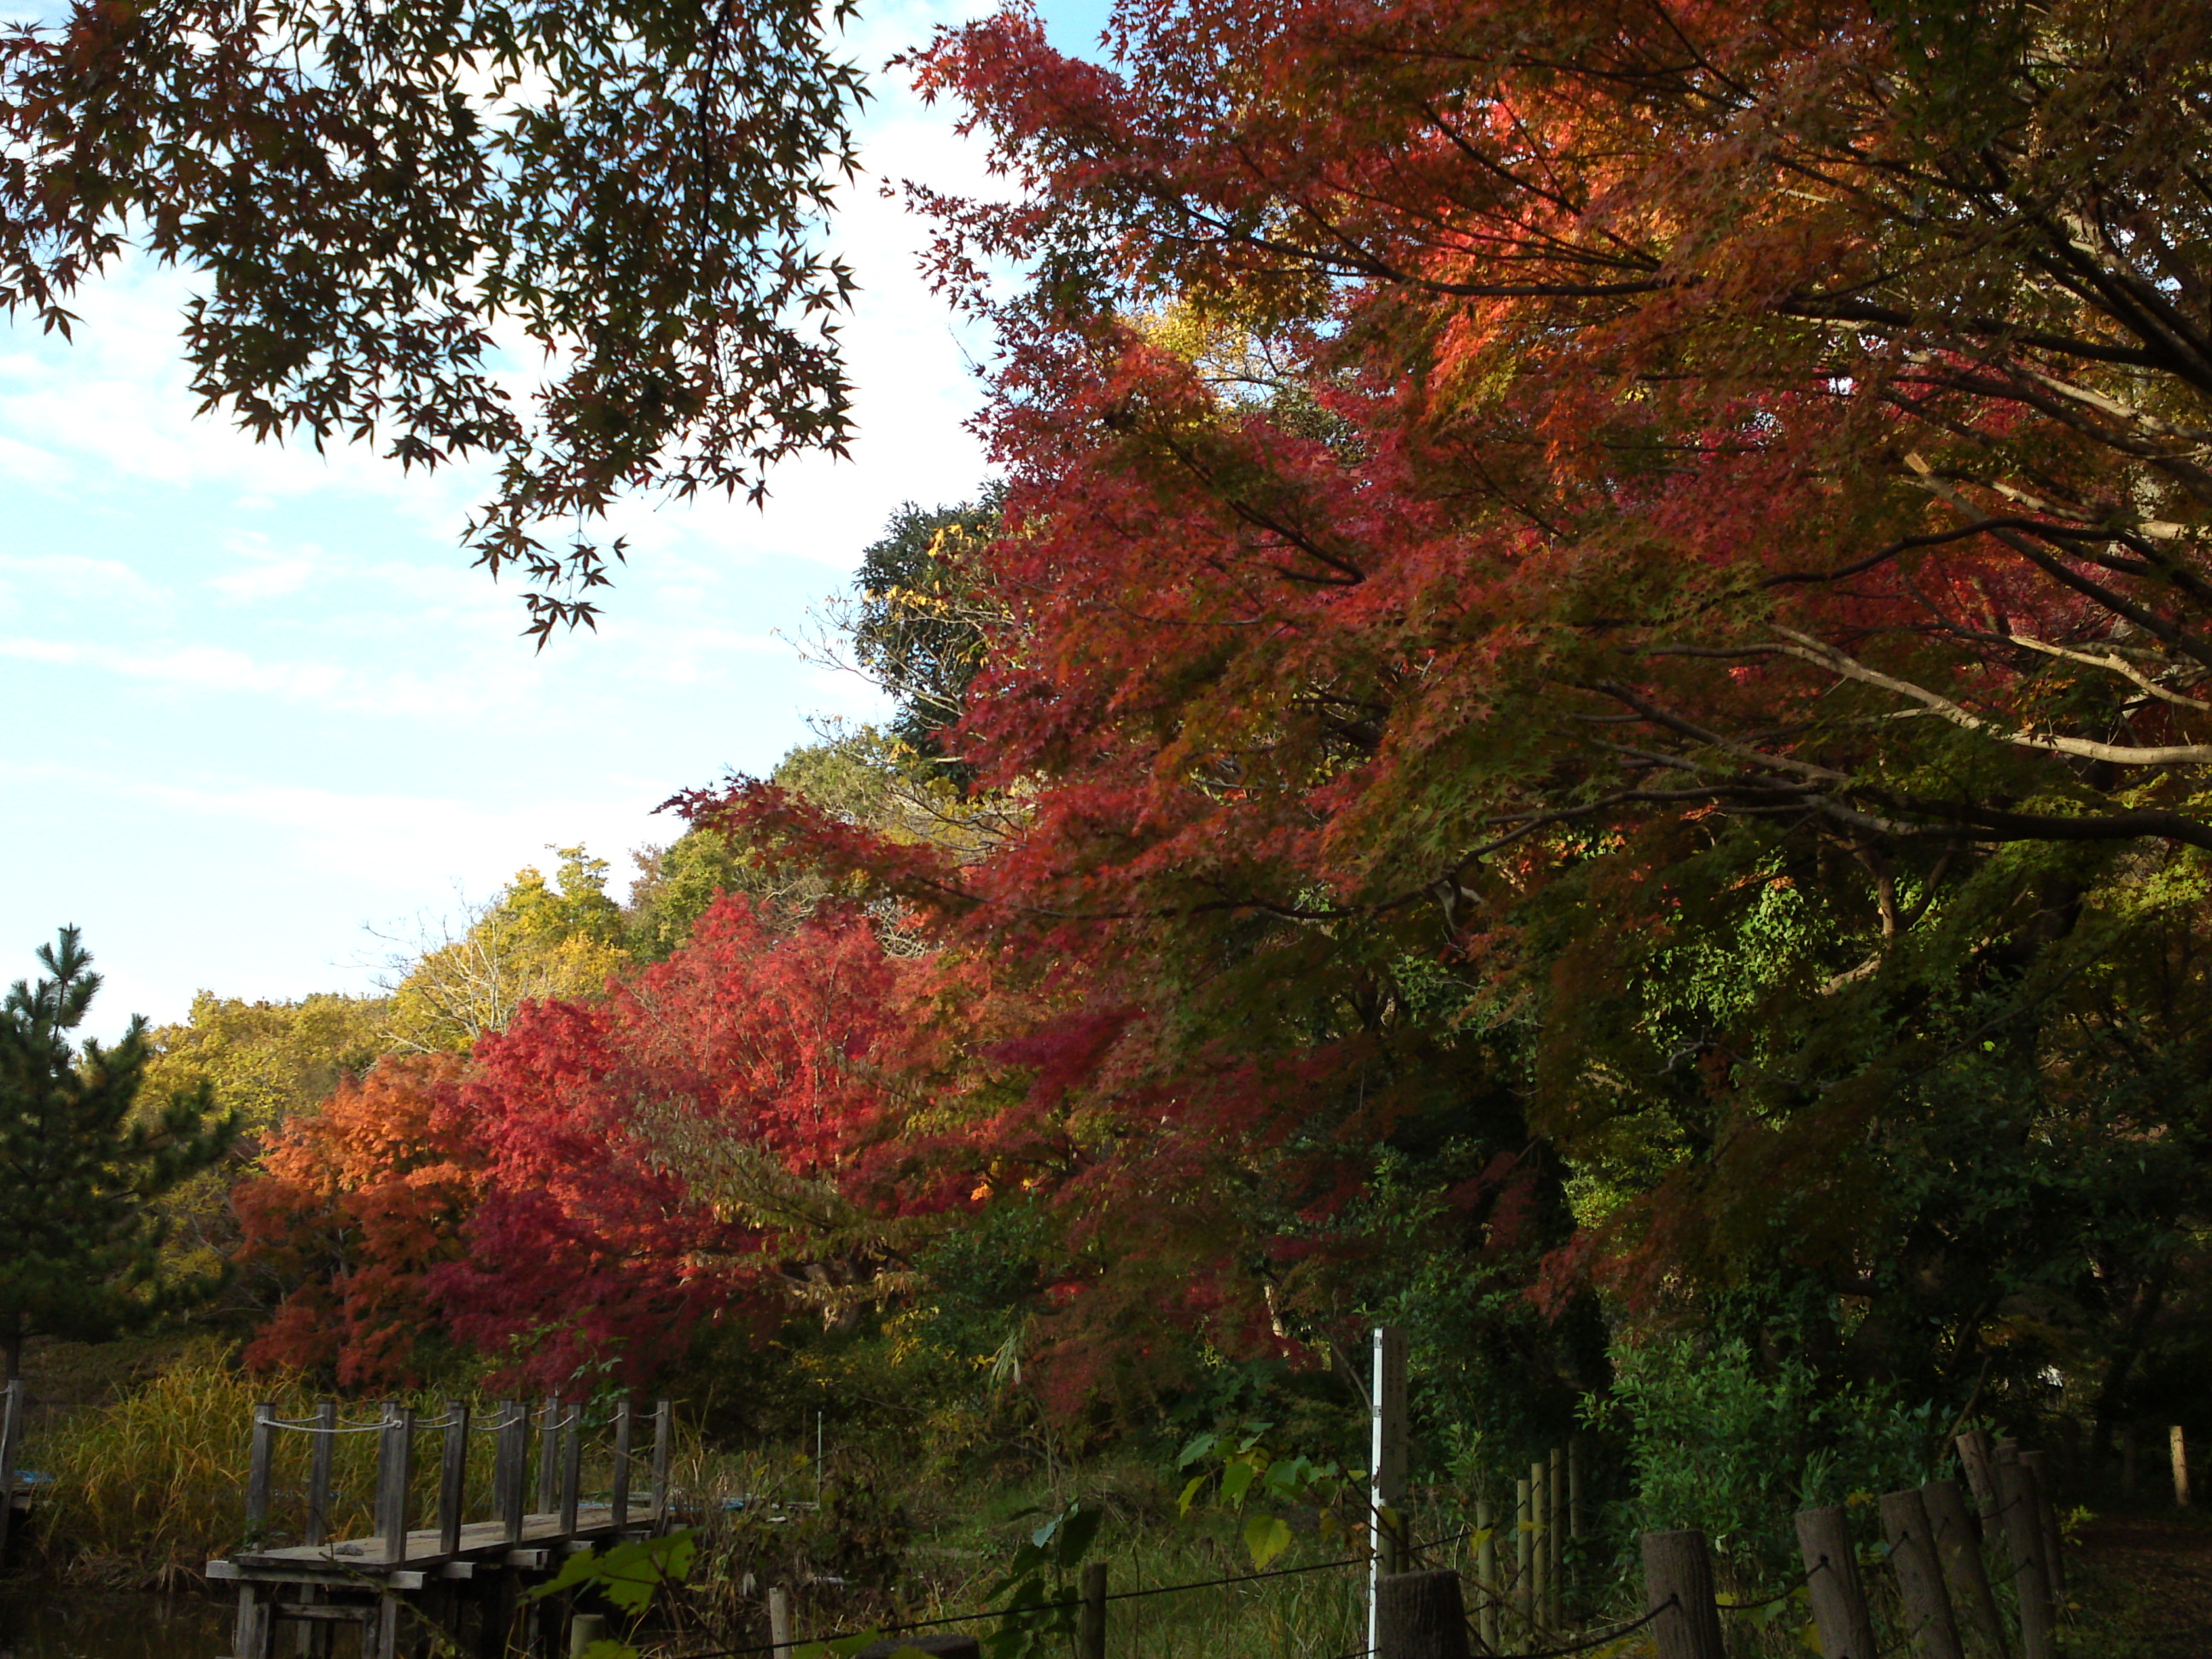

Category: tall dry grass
[26, 1347, 624, 1589]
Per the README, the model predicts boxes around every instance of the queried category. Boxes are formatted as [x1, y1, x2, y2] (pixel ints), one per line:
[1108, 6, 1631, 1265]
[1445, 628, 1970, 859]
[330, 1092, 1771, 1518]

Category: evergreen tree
[0, 928, 238, 1380]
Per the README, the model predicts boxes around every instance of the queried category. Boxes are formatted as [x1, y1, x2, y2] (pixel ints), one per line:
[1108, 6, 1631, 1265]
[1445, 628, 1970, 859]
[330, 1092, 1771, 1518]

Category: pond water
[0, 1590, 230, 1659]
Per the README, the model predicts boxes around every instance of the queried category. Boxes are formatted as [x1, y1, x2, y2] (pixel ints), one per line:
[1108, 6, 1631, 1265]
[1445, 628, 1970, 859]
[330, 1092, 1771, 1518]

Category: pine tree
[0, 928, 238, 1380]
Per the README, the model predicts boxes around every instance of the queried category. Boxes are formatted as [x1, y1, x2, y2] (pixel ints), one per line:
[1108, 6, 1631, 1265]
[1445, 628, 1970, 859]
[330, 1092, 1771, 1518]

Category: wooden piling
[1374, 1568, 1471, 1659]
[439, 1401, 469, 1557]
[1994, 1457, 2057, 1659]
[2, 1377, 26, 1556]
[246, 1401, 276, 1538]
[611, 1399, 633, 1528]
[375, 1405, 414, 1568]
[1077, 1559, 1107, 1659]
[1797, 1505, 1877, 1659]
[559, 1402, 583, 1535]
[1920, 1478, 2008, 1659]
[1640, 1529, 1725, 1659]
[306, 1400, 337, 1547]
[1880, 1488, 1963, 1659]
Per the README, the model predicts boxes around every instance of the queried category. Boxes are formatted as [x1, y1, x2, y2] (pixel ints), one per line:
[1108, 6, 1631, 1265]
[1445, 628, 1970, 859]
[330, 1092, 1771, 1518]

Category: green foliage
[969, 1502, 1102, 1659]
[851, 493, 1003, 757]
[384, 847, 632, 1051]
[0, 929, 238, 1379]
[1604, 1334, 1945, 1588]
[625, 829, 753, 962]
[1174, 1423, 1356, 1568]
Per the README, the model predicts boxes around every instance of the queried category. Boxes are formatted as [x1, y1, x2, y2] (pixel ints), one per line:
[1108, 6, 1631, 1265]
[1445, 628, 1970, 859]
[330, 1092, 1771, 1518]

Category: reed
[24, 1348, 627, 1589]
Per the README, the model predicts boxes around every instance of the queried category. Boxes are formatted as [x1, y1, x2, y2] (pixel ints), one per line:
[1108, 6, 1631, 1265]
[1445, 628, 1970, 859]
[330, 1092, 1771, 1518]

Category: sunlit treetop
[0, 0, 868, 641]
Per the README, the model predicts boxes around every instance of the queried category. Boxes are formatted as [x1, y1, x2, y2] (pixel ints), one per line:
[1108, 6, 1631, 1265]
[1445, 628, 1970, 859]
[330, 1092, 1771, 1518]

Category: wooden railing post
[439, 1400, 469, 1556]
[0, 1377, 24, 1557]
[1077, 1560, 1108, 1659]
[1995, 1456, 2058, 1659]
[1640, 1529, 1725, 1659]
[610, 1399, 633, 1528]
[1374, 1568, 1470, 1659]
[1919, 1479, 2009, 1659]
[649, 1399, 672, 1526]
[245, 1400, 276, 1540]
[496, 1400, 527, 1544]
[306, 1400, 337, 1547]
[1880, 1489, 1963, 1659]
[375, 1404, 415, 1567]
[535, 1397, 561, 1516]
[558, 1402, 582, 1534]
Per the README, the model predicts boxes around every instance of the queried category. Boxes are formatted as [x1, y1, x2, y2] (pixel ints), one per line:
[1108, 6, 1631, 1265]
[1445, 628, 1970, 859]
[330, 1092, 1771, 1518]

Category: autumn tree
[0, 928, 236, 1379]
[0, 0, 867, 634]
[684, 0, 2212, 1434]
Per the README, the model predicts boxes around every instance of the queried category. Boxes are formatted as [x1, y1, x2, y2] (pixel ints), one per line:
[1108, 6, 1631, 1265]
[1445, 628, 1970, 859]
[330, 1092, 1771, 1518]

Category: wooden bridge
[211, 1397, 673, 1659]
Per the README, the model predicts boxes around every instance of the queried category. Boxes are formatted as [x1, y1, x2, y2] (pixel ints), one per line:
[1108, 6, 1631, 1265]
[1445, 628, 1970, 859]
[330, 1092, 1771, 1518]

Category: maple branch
[1761, 626, 2212, 765]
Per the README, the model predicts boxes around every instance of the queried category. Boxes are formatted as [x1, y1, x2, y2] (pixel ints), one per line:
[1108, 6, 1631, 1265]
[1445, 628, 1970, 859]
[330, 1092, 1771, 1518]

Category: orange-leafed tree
[236, 1054, 483, 1386]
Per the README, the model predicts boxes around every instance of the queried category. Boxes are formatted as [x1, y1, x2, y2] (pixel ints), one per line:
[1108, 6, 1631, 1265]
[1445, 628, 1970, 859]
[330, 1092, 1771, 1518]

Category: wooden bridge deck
[211, 1504, 628, 1581]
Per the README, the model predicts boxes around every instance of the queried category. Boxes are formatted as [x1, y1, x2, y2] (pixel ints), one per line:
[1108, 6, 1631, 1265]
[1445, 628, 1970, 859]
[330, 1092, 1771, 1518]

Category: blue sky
[0, 0, 1113, 1033]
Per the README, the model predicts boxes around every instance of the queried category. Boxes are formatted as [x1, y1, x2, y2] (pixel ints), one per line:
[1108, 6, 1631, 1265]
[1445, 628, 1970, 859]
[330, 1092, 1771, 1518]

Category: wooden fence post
[1954, 1431, 1998, 1527]
[1919, 1479, 2009, 1659]
[768, 1586, 793, 1659]
[1474, 1497, 1499, 1653]
[1548, 1446, 1565, 1627]
[1797, 1505, 1877, 1659]
[2171, 1425, 2191, 1509]
[1375, 1569, 1471, 1659]
[1529, 1458, 1550, 1633]
[245, 1400, 276, 1539]
[1880, 1488, 1963, 1659]
[1077, 1559, 1107, 1659]
[1516, 1475, 1534, 1631]
[1366, 1325, 1407, 1659]
[1640, 1529, 1726, 1659]
[306, 1400, 337, 1548]
[2020, 1449, 2064, 1598]
[1994, 1458, 2058, 1659]
[439, 1400, 469, 1556]
[611, 1398, 634, 1528]
[0, 1377, 23, 1557]
[375, 1404, 415, 1567]
[650, 1399, 672, 1526]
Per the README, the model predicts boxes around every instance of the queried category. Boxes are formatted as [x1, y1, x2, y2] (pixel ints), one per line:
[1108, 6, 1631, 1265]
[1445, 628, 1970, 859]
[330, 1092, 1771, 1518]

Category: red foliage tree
[236, 1054, 483, 1386]
[684, 0, 2212, 1406]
